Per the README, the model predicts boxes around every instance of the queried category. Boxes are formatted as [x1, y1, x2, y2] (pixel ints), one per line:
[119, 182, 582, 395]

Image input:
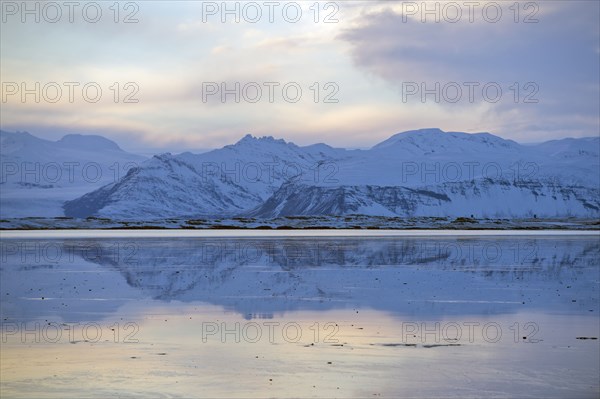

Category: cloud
[338, 1, 600, 140]
[1, 1, 597, 150]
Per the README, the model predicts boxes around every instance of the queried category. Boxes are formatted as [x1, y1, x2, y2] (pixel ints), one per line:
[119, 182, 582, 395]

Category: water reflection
[1, 235, 598, 398]
[1, 236, 598, 321]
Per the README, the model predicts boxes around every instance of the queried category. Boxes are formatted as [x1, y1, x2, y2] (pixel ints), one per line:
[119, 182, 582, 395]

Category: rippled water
[1, 232, 599, 398]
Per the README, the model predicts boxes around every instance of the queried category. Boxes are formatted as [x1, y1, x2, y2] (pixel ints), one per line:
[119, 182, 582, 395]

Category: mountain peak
[371, 128, 445, 150]
[57, 134, 122, 151]
[371, 128, 520, 152]
[238, 133, 256, 143]
[1, 130, 35, 138]
[0, 130, 40, 143]
[234, 134, 289, 146]
[408, 128, 445, 134]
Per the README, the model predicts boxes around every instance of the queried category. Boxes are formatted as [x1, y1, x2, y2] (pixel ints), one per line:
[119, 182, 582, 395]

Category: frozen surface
[1, 233, 598, 398]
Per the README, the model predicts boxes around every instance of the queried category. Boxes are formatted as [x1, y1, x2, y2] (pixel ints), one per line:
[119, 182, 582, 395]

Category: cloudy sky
[1, 0, 598, 152]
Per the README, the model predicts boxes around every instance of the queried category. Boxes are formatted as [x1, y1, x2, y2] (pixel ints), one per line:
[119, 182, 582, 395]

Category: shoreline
[2, 229, 599, 239]
[1, 216, 598, 232]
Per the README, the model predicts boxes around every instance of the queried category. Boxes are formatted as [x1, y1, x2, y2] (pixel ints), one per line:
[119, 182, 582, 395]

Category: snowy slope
[0, 130, 145, 217]
[64, 135, 345, 218]
[248, 130, 599, 218]
[249, 180, 599, 219]
[326, 129, 598, 187]
[61, 129, 599, 219]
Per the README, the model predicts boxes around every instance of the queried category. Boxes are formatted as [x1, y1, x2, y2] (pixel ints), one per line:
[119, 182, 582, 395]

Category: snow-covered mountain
[0, 130, 145, 217]
[61, 128, 599, 220]
[249, 180, 599, 219]
[64, 134, 345, 218]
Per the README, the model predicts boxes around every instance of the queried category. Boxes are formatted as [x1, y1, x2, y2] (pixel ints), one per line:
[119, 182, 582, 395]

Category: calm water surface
[1, 232, 598, 398]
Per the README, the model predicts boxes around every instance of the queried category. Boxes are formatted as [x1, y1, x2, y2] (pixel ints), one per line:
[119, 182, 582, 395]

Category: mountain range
[1, 129, 598, 220]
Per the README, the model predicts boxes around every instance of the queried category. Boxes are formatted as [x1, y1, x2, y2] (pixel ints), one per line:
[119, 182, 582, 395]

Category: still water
[1, 231, 598, 398]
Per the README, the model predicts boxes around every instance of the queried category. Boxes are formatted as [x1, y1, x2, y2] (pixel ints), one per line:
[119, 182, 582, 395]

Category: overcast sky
[1, 0, 598, 152]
